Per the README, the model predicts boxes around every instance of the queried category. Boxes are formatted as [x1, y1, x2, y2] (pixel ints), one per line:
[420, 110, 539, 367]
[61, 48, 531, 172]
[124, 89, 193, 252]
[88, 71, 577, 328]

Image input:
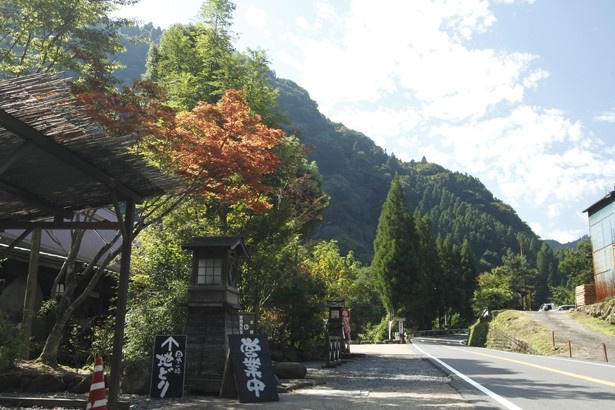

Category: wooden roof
[0, 73, 177, 226]
[583, 190, 615, 217]
[183, 236, 248, 257]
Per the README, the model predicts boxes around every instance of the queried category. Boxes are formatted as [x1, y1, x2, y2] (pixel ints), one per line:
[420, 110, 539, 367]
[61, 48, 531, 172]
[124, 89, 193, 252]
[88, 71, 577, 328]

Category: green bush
[357, 316, 390, 342]
[467, 319, 489, 347]
[0, 312, 23, 370]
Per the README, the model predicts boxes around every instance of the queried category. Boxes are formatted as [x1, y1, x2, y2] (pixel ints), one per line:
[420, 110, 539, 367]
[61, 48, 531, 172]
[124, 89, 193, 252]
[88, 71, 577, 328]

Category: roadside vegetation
[572, 300, 615, 337]
[468, 302, 615, 358]
[483, 310, 555, 355]
[0, 0, 603, 375]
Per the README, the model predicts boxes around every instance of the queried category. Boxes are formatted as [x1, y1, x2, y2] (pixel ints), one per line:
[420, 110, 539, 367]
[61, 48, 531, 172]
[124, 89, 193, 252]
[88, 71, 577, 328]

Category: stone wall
[578, 298, 615, 324]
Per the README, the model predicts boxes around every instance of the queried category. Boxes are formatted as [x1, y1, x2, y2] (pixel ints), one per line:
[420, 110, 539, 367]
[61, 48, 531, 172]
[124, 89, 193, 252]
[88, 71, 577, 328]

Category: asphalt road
[412, 335, 615, 410]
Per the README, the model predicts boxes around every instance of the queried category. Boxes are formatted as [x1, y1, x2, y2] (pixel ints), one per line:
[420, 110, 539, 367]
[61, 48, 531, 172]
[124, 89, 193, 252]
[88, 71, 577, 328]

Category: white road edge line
[412, 344, 523, 410]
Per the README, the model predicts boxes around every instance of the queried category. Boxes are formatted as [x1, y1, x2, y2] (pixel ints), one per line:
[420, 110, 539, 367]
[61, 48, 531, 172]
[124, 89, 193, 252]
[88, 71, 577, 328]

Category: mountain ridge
[114, 27, 580, 265]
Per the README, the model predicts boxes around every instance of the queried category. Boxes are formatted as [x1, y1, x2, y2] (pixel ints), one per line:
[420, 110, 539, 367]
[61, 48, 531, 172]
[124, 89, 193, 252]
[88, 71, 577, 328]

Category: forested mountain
[273, 76, 540, 268]
[115, 24, 163, 84]
[545, 236, 588, 252]
[115, 25, 554, 269]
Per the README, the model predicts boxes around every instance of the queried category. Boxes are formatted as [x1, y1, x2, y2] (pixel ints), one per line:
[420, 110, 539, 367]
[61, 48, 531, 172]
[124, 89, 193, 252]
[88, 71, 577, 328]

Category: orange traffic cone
[85, 357, 107, 410]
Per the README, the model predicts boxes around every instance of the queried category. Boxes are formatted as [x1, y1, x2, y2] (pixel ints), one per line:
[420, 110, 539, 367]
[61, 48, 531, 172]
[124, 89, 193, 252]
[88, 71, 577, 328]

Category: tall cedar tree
[372, 175, 421, 321]
[414, 213, 439, 328]
[459, 239, 478, 322]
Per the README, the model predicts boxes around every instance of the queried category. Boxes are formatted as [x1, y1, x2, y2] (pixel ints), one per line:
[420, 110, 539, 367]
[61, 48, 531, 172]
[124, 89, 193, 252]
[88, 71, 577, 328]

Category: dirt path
[524, 311, 615, 362]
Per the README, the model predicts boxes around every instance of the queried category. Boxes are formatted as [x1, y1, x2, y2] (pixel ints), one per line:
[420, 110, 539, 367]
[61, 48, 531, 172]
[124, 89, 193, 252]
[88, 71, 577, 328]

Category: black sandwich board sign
[225, 334, 279, 403]
[150, 335, 186, 398]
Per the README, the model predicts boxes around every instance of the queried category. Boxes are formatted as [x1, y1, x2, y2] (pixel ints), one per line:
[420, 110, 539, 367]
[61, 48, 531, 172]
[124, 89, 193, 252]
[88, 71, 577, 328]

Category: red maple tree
[75, 80, 283, 212]
[161, 89, 284, 211]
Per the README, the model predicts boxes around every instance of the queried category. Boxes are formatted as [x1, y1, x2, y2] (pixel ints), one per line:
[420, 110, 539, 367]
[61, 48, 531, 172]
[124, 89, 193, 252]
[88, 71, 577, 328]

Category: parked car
[538, 303, 555, 311]
[556, 304, 575, 311]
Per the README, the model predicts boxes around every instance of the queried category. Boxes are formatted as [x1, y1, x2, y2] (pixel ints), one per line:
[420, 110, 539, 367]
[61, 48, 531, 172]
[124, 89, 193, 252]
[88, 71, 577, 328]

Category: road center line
[443, 345, 615, 388]
[412, 343, 523, 410]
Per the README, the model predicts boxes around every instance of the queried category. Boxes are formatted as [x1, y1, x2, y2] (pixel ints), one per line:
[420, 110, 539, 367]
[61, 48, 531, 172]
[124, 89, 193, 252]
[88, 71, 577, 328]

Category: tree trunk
[37, 299, 74, 367]
[37, 231, 121, 367]
[20, 228, 41, 360]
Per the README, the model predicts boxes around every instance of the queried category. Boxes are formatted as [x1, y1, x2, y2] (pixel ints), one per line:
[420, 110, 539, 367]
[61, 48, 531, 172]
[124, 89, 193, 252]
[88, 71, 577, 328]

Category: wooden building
[0, 72, 177, 403]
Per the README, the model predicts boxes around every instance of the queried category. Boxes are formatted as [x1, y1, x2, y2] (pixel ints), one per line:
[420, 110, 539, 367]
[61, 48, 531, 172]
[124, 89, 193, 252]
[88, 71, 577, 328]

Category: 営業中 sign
[227, 334, 279, 403]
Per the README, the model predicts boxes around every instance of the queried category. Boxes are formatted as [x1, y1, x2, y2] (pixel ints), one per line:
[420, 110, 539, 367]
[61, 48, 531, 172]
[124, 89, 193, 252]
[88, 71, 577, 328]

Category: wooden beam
[0, 180, 74, 219]
[0, 229, 32, 258]
[0, 221, 121, 230]
[0, 108, 144, 203]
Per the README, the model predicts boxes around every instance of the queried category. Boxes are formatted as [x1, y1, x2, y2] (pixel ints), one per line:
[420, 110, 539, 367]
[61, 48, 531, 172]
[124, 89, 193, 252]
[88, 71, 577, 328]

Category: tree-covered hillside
[274, 76, 540, 268]
[115, 25, 549, 268]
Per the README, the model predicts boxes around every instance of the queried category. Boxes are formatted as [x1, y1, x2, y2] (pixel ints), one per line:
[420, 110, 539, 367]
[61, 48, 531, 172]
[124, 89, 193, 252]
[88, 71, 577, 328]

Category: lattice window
[197, 258, 223, 285]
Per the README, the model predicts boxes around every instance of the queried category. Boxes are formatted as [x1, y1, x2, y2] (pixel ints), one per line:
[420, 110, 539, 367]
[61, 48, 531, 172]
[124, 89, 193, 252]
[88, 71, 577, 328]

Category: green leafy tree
[559, 239, 593, 289]
[502, 251, 537, 310]
[347, 266, 386, 340]
[535, 242, 556, 305]
[147, 0, 282, 125]
[0, 0, 131, 79]
[472, 251, 536, 313]
[472, 266, 515, 312]
[303, 240, 362, 302]
[120, 221, 192, 361]
[262, 251, 327, 354]
[372, 175, 421, 323]
[236, 135, 328, 318]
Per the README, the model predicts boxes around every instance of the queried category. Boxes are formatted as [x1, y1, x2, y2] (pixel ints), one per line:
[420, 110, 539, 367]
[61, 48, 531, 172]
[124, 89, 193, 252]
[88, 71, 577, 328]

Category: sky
[114, 0, 615, 244]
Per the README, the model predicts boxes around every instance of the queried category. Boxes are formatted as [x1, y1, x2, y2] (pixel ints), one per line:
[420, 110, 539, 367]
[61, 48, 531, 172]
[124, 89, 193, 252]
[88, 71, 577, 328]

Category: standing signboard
[226, 334, 279, 403]
[150, 335, 187, 398]
[239, 312, 257, 336]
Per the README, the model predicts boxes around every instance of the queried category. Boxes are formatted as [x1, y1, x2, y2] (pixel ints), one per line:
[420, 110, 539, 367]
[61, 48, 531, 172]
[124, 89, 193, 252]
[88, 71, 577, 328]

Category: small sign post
[150, 335, 187, 398]
[226, 334, 279, 403]
[239, 312, 257, 336]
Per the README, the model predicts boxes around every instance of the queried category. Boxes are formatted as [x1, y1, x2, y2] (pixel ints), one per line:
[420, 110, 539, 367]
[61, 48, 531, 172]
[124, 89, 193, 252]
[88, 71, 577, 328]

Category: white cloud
[243, 5, 268, 28]
[230, 0, 615, 242]
[284, 0, 548, 128]
[594, 109, 615, 122]
[113, 0, 201, 28]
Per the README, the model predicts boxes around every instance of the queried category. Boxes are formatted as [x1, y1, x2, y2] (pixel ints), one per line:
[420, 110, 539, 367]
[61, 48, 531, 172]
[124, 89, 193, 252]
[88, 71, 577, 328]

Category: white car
[538, 303, 555, 311]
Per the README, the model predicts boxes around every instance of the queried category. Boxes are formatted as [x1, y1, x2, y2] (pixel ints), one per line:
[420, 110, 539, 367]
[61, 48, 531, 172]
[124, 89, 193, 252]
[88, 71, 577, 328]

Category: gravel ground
[524, 311, 615, 361]
[0, 343, 478, 409]
[124, 343, 475, 409]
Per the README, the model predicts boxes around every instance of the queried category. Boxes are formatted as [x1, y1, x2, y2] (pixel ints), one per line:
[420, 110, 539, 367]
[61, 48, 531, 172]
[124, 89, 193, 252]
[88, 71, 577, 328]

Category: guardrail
[410, 328, 468, 337]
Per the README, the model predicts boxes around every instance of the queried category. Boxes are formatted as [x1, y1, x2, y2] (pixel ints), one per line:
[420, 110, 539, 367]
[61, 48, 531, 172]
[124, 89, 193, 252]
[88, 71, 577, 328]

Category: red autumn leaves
[165, 89, 283, 211]
[77, 83, 284, 212]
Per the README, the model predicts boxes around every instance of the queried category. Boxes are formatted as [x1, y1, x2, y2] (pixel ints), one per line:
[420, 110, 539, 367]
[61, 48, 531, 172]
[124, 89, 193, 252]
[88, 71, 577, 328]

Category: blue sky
[115, 0, 615, 243]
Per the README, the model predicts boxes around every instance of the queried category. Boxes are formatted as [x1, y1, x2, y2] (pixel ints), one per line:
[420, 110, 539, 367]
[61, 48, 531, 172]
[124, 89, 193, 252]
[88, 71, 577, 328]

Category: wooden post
[552, 331, 555, 348]
[603, 343, 608, 362]
[20, 228, 41, 359]
[568, 340, 572, 358]
[108, 200, 134, 406]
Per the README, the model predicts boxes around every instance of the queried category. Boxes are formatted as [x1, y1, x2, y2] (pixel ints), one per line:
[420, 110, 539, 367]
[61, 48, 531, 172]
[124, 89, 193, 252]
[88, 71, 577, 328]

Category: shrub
[0, 312, 23, 370]
[467, 319, 489, 347]
[357, 316, 390, 342]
